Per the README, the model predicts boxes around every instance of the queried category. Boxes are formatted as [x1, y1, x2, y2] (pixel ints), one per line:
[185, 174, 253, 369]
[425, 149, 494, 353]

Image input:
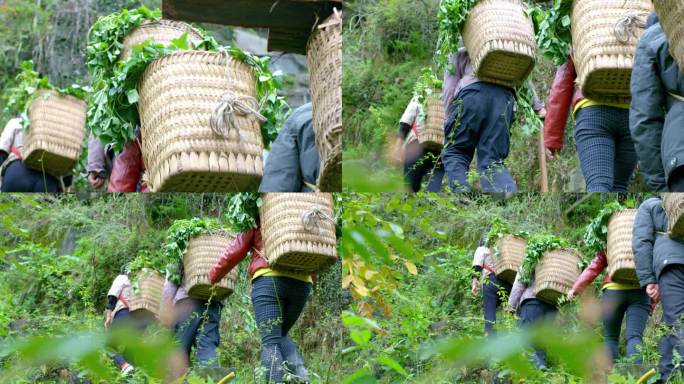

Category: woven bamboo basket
[606, 209, 639, 284]
[653, 1, 684, 72]
[461, 0, 537, 88]
[128, 270, 165, 317]
[138, 51, 264, 192]
[23, 90, 86, 177]
[121, 20, 204, 61]
[572, 0, 652, 103]
[307, 10, 342, 192]
[534, 249, 581, 305]
[260, 193, 338, 273]
[663, 193, 684, 240]
[418, 97, 445, 152]
[183, 232, 237, 300]
[494, 235, 527, 283]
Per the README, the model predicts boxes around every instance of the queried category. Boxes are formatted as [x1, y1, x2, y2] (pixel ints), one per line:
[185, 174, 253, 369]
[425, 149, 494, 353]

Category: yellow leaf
[364, 269, 379, 280]
[404, 261, 418, 275]
[352, 283, 370, 297]
[342, 274, 353, 289]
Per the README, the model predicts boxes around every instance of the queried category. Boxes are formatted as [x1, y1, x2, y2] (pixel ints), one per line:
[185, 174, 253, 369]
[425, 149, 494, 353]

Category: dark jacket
[630, 22, 684, 191]
[633, 198, 684, 287]
[259, 103, 319, 192]
[208, 226, 267, 283]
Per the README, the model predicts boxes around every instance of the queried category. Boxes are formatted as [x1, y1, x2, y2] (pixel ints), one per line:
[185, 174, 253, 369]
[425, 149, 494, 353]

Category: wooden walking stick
[538, 127, 549, 192]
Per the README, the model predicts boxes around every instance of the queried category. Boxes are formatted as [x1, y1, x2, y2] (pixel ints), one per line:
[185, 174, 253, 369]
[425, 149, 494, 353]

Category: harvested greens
[436, 0, 478, 68]
[86, 7, 289, 152]
[413, 67, 443, 123]
[528, 0, 572, 65]
[226, 193, 262, 233]
[519, 233, 569, 284]
[582, 201, 627, 257]
[4, 61, 89, 129]
[163, 217, 221, 285]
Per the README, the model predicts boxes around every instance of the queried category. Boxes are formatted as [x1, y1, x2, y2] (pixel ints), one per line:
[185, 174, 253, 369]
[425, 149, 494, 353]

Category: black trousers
[483, 274, 512, 335]
[1, 160, 60, 192]
[403, 141, 444, 192]
[658, 264, 684, 381]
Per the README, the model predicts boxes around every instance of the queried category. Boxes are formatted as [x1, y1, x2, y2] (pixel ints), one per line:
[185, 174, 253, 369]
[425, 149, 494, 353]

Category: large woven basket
[121, 20, 204, 61]
[23, 90, 86, 177]
[534, 249, 581, 305]
[138, 51, 264, 192]
[260, 193, 338, 273]
[128, 270, 165, 317]
[418, 97, 445, 152]
[572, 0, 653, 103]
[494, 235, 526, 283]
[183, 232, 237, 301]
[307, 10, 342, 192]
[653, 1, 684, 72]
[663, 193, 684, 240]
[461, 0, 537, 88]
[607, 209, 639, 284]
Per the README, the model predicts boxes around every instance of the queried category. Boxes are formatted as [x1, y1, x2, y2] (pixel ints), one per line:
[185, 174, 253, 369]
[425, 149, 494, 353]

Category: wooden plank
[162, 0, 342, 53]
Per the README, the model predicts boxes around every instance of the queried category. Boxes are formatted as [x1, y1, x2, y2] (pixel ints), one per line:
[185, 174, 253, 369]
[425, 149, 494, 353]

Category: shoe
[121, 363, 134, 376]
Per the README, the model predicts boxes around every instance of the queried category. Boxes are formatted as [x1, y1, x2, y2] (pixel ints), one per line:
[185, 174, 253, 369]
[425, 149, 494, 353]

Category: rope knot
[301, 206, 335, 234]
[613, 11, 648, 44]
[210, 91, 266, 140]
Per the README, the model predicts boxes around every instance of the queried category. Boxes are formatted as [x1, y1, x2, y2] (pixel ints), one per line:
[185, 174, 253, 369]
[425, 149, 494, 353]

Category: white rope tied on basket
[210, 90, 266, 140]
[613, 11, 648, 44]
[301, 206, 335, 234]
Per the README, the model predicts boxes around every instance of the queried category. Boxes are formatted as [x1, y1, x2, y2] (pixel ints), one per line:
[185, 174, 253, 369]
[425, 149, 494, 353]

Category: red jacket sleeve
[571, 251, 607, 295]
[208, 228, 255, 283]
[108, 137, 144, 193]
[543, 56, 576, 151]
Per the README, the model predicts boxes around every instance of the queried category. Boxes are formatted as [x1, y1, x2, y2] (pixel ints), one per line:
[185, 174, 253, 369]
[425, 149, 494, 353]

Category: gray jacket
[633, 197, 684, 287]
[630, 22, 684, 191]
[259, 103, 319, 192]
[508, 272, 537, 311]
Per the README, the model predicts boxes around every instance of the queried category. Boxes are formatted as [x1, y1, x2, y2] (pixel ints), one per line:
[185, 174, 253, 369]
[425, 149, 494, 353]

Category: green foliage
[4, 61, 89, 128]
[435, 0, 478, 68]
[225, 193, 262, 233]
[519, 232, 569, 284]
[528, 0, 572, 65]
[412, 67, 442, 123]
[582, 200, 627, 257]
[87, 7, 288, 152]
[163, 217, 221, 285]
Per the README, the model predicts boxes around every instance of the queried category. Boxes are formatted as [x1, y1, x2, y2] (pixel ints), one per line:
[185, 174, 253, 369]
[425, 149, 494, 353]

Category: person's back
[259, 103, 319, 192]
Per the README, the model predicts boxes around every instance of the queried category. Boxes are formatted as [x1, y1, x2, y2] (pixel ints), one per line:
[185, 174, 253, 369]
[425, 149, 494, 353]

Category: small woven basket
[260, 193, 338, 273]
[23, 90, 87, 177]
[494, 235, 527, 283]
[607, 209, 639, 284]
[138, 51, 264, 192]
[572, 0, 653, 103]
[307, 10, 342, 192]
[663, 193, 684, 241]
[653, 0, 684, 72]
[121, 20, 204, 61]
[183, 232, 237, 301]
[128, 270, 165, 317]
[534, 249, 581, 305]
[418, 97, 445, 152]
[461, 0, 537, 88]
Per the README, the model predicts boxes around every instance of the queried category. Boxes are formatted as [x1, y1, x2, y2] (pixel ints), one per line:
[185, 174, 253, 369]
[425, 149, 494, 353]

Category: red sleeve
[543, 56, 577, 151]
[208, 228, 255, 283]
[571, 251, 607, 295]
[108, 138, 143, 193]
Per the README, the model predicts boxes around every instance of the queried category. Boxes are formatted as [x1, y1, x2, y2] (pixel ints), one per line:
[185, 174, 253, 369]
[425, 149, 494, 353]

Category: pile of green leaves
[528, 0, 572, 65]
[515, 82, 544, 136]
[127, 248, 165, 277]
[163, 217, 221, 285]
[582, 201, 626, 257]
[4, 61, 90, 128]
[436, 0, 478, 68]
[413, 67, 442, 122]
[87, 7, 289, 152]
[519, 232, 569, 284]
[226, 193, 262, 233]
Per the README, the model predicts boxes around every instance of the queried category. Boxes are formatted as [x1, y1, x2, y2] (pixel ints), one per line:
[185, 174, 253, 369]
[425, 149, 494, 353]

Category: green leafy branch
[519, 232, 569, 284]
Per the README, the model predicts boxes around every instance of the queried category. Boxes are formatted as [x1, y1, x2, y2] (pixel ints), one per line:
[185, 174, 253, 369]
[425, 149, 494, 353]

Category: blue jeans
[574, 106, 636, 192]
[442, 82, 517, 193]
[601, 289, 649, 363]
[173, 298, 222, 368]
[483, 274, 512, 336]
[252, 276, 312, 383]
[657, 265, 684, 382]
[518, 298, 557, 368]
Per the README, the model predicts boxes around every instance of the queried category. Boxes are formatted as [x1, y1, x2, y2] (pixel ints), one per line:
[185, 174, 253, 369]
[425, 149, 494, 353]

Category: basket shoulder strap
[668, 91, 684, 104]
